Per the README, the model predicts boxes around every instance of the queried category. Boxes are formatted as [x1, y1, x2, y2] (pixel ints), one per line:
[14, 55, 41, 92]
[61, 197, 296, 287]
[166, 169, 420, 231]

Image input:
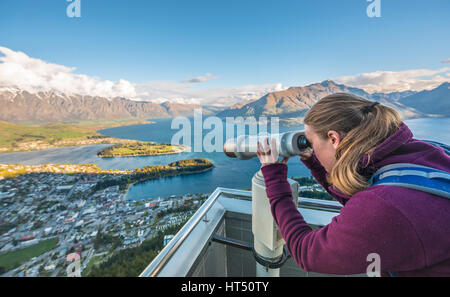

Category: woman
[256, 93, 450, 277]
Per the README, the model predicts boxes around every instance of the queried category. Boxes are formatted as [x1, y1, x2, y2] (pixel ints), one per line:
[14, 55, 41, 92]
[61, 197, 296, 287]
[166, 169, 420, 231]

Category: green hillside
[0, 121, 97, 148]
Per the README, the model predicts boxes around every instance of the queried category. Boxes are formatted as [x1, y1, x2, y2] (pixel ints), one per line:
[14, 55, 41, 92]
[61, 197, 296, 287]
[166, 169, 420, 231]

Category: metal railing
[139, 187, 342, 277]
[139, 187, 251, 277]
[298, 197, 342, 212]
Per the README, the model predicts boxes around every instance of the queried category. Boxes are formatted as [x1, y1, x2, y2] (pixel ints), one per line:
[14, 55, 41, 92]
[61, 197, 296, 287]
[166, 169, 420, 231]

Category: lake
[0, 117, 448, 200]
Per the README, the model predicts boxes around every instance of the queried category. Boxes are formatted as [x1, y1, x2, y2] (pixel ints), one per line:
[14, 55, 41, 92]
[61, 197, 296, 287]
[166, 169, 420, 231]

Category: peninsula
[97, 142, 188, 158]
[0, 158, 214, 180]
[0, 120, 154, 153]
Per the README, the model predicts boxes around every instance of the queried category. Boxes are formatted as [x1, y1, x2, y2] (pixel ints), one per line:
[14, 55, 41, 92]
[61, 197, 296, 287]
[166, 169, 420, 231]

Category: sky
[0, 0, 449, 105]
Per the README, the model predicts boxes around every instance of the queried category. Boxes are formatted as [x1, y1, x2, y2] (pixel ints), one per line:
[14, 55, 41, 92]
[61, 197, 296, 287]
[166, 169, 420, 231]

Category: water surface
[0, 117, 448, 200]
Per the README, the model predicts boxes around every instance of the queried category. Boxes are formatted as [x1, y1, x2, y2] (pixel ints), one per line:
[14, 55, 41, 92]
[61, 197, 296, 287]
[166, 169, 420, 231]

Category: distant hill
[216, 80, 450, 123]
[0, 89, 221, 123]
[217, 80, 355, 118]
[399, 82, 450, 116]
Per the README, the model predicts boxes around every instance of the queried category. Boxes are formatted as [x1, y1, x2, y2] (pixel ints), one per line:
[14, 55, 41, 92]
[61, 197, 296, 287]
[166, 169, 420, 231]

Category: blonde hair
[304, 93, 402, 196]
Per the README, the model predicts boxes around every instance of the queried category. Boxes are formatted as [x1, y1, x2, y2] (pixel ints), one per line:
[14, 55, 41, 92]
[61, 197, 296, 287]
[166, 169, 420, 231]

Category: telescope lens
[297, 135, 311, 150]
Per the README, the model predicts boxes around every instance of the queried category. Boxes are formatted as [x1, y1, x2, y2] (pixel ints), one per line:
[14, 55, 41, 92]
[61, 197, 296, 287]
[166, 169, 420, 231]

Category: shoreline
[97, 144, 190, 158]
[0, 119, 155, 154]
[124, 166, 214, 201]
[0, 137, 140, 154]
[0, 139, 190, 160]
[0, 159, 214, 181]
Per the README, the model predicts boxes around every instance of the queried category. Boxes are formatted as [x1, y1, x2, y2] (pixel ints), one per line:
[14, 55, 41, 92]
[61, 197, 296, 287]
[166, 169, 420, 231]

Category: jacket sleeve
[261, 163, 425, 275]
[301, 154, 349, 205]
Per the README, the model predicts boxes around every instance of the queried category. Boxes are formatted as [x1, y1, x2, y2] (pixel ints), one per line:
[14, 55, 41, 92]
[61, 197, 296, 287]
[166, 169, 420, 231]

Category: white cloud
[334, 68, 450, 93]
[182, 73, 219, 83]
[0, 46, 138, 98]
[0, 46, 285, 106]
[442, 59, 450, 64]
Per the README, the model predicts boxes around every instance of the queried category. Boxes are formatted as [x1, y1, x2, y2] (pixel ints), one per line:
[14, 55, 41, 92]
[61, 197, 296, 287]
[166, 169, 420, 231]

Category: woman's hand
[256, 137, 289, 168]
[299, 152, 313, 161]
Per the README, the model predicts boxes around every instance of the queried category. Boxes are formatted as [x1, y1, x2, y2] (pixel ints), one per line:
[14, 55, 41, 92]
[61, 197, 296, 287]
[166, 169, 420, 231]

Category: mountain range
[217, 81, 450, 124]
[0, 81, 448, 124]
[0, 88, 221, 122]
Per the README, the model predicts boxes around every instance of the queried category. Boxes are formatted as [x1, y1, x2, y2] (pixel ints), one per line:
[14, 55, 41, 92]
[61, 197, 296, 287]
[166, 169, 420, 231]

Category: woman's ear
[327, 130, 342, 149]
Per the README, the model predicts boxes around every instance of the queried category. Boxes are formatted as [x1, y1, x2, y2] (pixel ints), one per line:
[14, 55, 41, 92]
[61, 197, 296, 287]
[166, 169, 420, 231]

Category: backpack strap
[369, 163, 450, 199]
[423, 140, 450, 156]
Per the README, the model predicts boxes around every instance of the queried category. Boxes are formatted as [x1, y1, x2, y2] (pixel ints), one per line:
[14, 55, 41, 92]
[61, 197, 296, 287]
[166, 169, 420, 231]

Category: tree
[87, 220, 188, 277]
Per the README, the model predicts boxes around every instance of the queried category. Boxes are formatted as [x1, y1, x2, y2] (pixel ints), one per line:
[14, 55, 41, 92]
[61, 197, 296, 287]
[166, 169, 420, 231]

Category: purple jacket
[261, 123, 450, 276]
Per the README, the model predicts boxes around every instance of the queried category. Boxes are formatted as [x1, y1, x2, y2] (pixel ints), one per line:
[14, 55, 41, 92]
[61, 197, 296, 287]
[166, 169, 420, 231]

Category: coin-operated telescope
[224, 131, 312, 160]
[223, 131, 311, 276]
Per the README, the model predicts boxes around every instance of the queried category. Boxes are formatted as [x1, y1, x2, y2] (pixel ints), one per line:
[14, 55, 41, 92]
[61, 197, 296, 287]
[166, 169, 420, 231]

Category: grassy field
[0, 121, 96, 148]
[0, 238, 59, 272]
[0, 119, 154, 152]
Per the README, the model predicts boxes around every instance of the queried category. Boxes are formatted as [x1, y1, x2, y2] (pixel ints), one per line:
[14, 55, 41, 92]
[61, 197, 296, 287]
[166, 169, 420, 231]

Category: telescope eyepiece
[297, 135, 311, 150]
